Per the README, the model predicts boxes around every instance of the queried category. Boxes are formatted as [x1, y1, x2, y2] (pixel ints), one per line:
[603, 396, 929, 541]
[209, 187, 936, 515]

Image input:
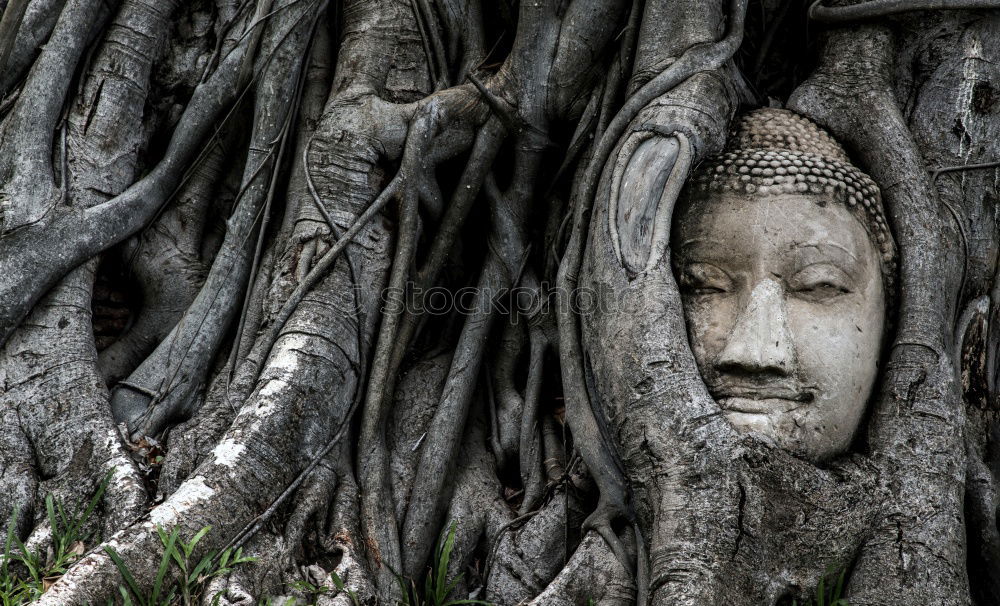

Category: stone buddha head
[672, 108, 897, 462]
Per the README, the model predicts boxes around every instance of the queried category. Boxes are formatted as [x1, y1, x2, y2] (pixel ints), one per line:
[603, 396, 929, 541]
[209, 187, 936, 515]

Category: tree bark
[0, 1, 996, 604]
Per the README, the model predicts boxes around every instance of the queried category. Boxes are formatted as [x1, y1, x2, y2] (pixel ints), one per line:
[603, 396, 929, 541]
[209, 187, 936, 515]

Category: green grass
[0, 473, 259, 606]
[106, 525, 255, 606]
[288, 573, 359, 606]
[394, 521, 492, 606]
[2, 486, 844, 606]
[0, 471, 113, 604]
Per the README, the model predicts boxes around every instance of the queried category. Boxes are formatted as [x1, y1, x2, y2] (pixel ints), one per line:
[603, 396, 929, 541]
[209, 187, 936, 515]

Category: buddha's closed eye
[788, 263, 854, 301]
[678, 261, 733, 295]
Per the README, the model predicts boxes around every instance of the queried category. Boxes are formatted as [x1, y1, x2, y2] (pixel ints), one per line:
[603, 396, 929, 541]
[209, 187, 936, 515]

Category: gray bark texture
[0, 0, 997, 604]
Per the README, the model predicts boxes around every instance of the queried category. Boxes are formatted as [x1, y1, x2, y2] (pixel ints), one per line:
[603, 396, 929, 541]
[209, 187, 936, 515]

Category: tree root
[110, 0, 324, 439]
[0, 0, 268, 348]
[0, 0, 66, 98]
[401, 141, 539, 580]
[0, 0, 31, 78]
[435, 410, 508, 600]
[386, 354, 451, 521]
[556, 1, 749, 596]
[517, 325, 549, 515]
[489, 321, 526, 471]
[357, 106, 499, 595]
[98, 139, 226, 385]
[37, 251, 364, 603]
[485, 479, 589, 604]
[0, 262, 147, 547]
[205, 444, 345, 603]
[0, 0, 116, 198]
[527, 532, 634, 605]
[357, 183, 421, 596]
[809, 0, 1000, 23]
[0, 0, 185, 558]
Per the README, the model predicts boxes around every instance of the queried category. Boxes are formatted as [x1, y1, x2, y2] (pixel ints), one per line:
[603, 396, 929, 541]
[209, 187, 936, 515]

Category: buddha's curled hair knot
[687, 108, 897, 292]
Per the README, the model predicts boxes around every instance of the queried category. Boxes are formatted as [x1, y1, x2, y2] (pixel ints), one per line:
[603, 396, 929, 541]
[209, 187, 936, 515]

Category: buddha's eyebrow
[788, 241, 859, 264]
[671, 239, 730, 265]
[675, 237, 725, 251]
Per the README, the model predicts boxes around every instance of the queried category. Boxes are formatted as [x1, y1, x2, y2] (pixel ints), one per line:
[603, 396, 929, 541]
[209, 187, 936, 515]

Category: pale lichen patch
[149, 475, 214, 527]
[211, 439, 246, 468]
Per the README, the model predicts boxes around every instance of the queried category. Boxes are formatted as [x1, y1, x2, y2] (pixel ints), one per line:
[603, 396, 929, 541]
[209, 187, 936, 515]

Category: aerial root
[809, 0, 1000, 23]
[527, 532, 635, 605]
[518, 327, 549, 515]
[354, 107, 505, 597]
[554, 2, 749, 603]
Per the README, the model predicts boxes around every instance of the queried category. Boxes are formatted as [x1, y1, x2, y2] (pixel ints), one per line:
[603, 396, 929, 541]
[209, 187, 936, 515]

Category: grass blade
[187, 526, 211, 553]
[435, 522, 457, 603]
[189, 552, 217, 585]
[105, 546, 143, 604]
[152, 527, 178, 603]
[71, 470, 113, 540]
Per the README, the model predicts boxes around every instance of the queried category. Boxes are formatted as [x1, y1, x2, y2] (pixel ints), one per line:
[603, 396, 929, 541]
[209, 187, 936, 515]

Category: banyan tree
[0, 0, 998, 604]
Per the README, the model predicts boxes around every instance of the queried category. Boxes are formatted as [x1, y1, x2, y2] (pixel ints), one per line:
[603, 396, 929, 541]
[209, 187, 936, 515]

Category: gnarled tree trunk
[0, 0, 997, 604]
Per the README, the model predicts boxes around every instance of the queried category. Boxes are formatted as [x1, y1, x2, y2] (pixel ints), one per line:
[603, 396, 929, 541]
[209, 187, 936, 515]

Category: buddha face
[672, 192, 886, 462]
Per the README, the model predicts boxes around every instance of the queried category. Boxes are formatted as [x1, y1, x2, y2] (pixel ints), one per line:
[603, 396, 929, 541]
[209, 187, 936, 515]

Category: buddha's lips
[711, 385, 814, 414]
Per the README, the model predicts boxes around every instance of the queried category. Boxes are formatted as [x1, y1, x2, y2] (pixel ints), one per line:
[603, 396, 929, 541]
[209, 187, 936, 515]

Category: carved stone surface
[672, 109, 896, 461]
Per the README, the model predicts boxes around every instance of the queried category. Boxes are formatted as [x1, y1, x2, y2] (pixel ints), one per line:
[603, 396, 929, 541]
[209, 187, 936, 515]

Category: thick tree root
[0, 0, 263, 348]
[98, 141, 225, 385]
[485, 480, 589, 604]
[557, 2, 749, 597]
[809, 0, 1000, 23]
[37, 261, 365, 603]
[527, 532, 634, 605]
[111, 0, 323, 438]
[0, 0, 67, 97]
[0, 263, 147, 545]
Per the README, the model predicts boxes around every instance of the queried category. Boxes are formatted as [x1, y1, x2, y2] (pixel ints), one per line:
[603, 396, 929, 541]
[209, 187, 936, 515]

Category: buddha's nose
[715, 278, 797, 376]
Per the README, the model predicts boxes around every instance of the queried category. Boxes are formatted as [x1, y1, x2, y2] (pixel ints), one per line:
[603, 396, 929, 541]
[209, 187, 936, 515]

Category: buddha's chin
[722, 406, 835, 462]
[723, 409, 789, 437]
